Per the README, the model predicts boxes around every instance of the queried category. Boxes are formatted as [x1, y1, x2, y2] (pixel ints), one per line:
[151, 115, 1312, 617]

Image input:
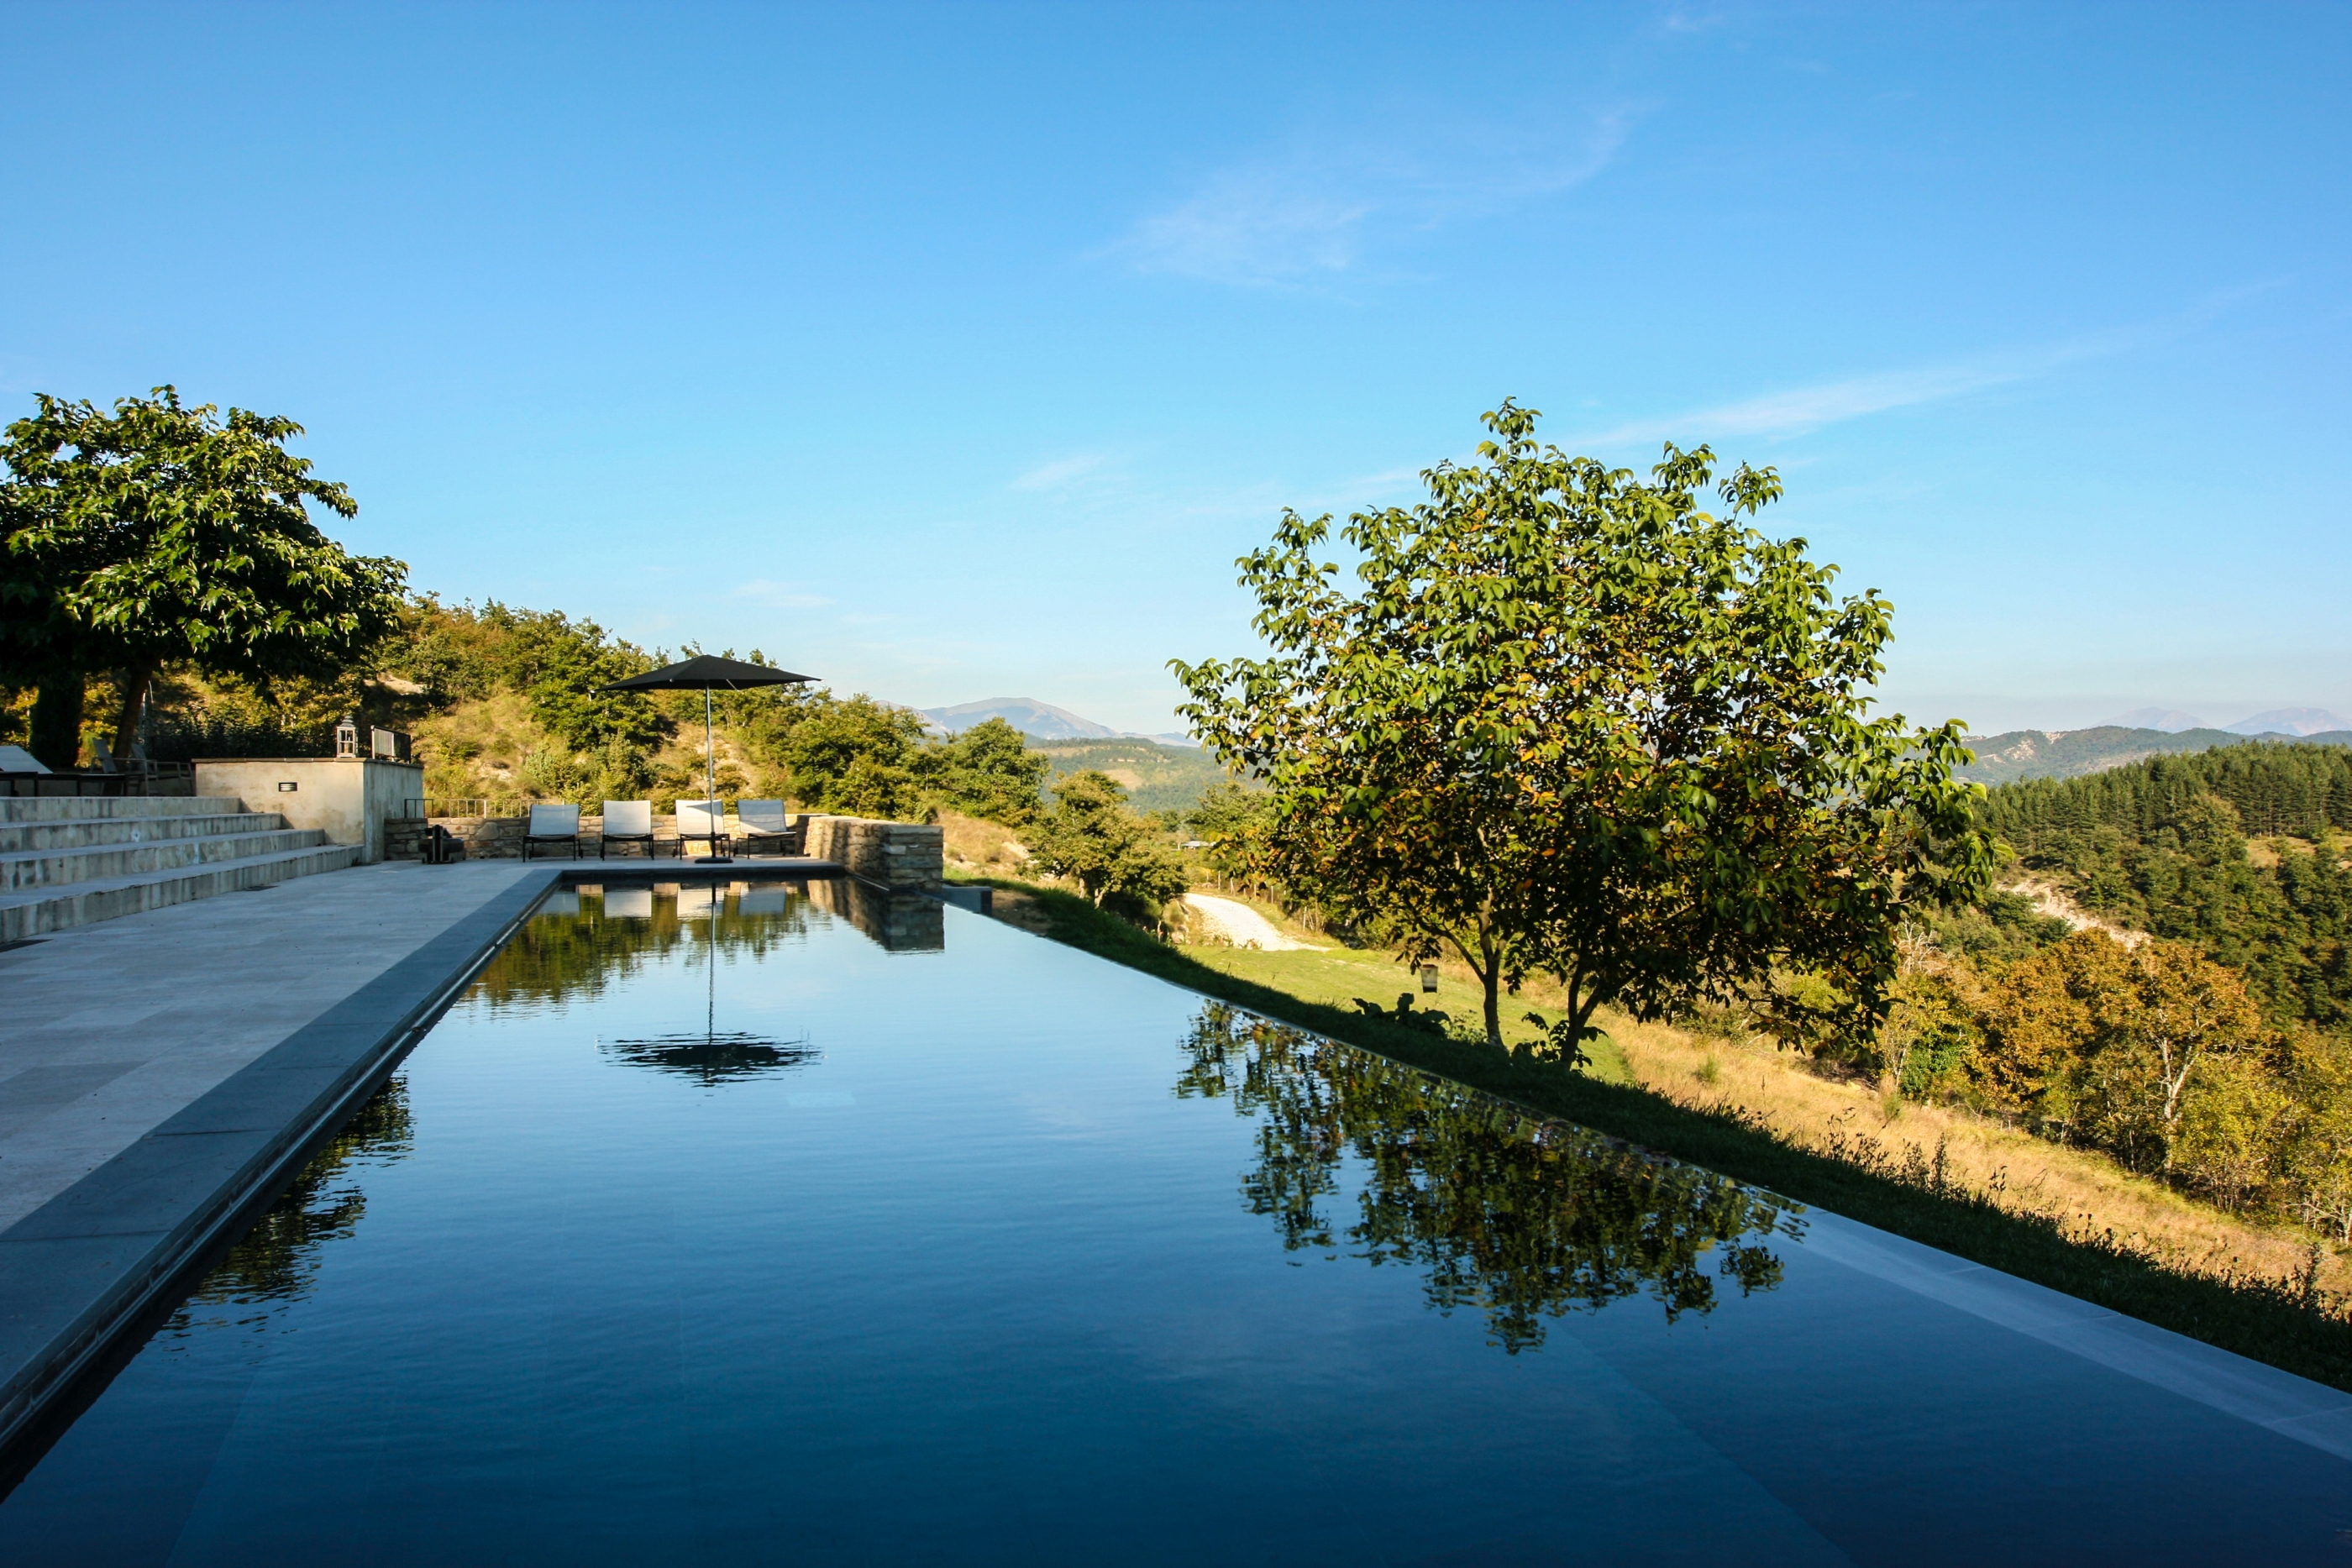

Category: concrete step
[0, 796, 249, 825]
[0, 842, 364, 944]
[0, 811, 286, 856]
[0, 828, 331, 892]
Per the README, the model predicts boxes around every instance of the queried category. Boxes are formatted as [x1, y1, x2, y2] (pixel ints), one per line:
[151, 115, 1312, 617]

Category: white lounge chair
[734, 800, 801, 855]
[675, 800, 731, 859]
[523, 803, 583, 859]
[600, 800, 660, 859]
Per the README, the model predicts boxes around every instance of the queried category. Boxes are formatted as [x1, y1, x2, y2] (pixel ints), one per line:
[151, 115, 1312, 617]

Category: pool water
[3, 880, 2348, 1565]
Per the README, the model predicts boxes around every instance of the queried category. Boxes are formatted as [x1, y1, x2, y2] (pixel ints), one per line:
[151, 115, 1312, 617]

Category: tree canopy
[1023, 769, 1189, 912]
[1173, 400, 1991, 1051]
[0, 388, 407, 752]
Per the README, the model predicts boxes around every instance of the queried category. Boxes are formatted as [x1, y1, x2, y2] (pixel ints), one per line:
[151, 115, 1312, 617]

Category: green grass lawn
[952, 872, 2352, 1392]
[1180, 940, 1633, 1083]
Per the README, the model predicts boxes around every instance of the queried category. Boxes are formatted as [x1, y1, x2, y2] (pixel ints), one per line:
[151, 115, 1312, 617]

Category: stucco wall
[192, 758, 425, 863]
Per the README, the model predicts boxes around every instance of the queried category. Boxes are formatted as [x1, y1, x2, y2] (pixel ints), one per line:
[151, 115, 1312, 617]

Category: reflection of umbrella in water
[600, 654, 815, 864]
[602, 1030, 816, 1084]
[603, 883, 817, 1084]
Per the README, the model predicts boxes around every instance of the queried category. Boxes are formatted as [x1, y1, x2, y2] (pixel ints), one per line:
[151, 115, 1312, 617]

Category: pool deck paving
[0, 854, 834, 1452]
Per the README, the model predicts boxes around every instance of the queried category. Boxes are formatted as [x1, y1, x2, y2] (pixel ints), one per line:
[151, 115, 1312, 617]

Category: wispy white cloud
[1011, 454, 1112, 492]
[1570, 288, 2282, 451]
[1105, 113, 1630, 289]
[733, 579, 832, 609]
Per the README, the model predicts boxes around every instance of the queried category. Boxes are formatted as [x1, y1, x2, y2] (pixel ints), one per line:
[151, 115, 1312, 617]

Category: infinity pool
[3, 880, 2347, 1564]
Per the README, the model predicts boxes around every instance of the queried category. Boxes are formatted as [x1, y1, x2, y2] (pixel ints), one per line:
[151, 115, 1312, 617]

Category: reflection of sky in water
[6, 882, 2349, 1565]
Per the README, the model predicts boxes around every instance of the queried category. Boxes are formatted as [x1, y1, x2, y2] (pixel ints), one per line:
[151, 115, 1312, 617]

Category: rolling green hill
[1033, 737, 1235, 816]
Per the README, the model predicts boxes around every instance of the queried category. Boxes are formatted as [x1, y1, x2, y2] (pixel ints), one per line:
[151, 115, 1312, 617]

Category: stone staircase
[0, 796, 360, 944]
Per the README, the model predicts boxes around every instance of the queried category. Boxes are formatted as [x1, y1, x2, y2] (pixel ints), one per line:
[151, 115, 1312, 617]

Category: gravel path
[1181, 892, 1321, 951]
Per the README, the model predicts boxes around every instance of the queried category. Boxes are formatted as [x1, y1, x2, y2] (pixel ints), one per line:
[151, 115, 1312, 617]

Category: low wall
[802, 816, 942, 889]
[386, 815, 528, 860]
[195, 757, 424, 864]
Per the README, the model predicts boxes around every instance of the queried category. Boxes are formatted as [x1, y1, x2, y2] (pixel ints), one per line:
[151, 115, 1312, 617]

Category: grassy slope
[409, 691, 769, 807]
[954, 873, 2352, 1392]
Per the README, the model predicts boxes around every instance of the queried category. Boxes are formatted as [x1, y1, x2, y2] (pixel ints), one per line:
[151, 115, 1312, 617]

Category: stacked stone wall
[801, 816, 943, 888]
[386, 815, 528, 859]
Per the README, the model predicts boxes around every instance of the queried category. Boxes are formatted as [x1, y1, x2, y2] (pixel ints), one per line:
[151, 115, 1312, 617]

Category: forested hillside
[1980, 745, 2352, 1027]
[1860, 745, 2352, 1238]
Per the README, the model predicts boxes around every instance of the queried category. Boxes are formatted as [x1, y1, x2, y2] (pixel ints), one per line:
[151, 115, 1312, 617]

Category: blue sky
[4, 3, 2347, 736]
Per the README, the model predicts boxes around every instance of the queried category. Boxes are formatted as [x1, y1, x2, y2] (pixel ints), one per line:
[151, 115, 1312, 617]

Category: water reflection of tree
[169, 1077, 415, 1331]
[1177, 1004, 1801, 1350]
[470, 885, 816, 1009]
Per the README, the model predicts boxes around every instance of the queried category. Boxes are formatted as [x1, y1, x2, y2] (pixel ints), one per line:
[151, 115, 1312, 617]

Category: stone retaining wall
[801, 815, 943, 889]
[386, 815, 528, 860]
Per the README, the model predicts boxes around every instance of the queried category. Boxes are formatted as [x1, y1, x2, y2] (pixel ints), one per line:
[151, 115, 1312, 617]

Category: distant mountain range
[914, 699, 2351, 785]
[919, 697, 1199, 747]
[1956, 725, 2352, 786]
[2103, 706, 2349, 737]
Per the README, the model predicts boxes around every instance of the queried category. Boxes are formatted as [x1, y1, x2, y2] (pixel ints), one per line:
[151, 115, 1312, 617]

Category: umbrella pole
[704, 686, 719, 861]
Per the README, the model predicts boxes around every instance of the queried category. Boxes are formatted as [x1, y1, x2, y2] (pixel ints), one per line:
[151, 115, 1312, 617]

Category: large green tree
[932, 717, 1051, 825]
[1, 388, 407, 755]
[1024, 769, 1189, 910]
[1173, 401, 1991, 1051]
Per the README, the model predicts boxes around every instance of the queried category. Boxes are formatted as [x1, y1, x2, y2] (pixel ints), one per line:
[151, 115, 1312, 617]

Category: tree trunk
[1478, 921, 1504, 1051]
[111, 663, 154, 759]
[29, 674, 85, 769]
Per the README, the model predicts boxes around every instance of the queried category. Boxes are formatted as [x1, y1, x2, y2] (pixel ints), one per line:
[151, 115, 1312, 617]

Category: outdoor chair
[123, 741, 189, 781]
[734, 800, 802, 855]
[599, 800, 661, 859]
[523, 803, 584, 860]
[675, 799, 731, 859]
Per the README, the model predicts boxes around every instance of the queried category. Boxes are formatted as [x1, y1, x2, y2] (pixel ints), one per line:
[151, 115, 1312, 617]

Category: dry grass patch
[1607, 1013, 2349, 1297]
[939, 810, 1028, 876]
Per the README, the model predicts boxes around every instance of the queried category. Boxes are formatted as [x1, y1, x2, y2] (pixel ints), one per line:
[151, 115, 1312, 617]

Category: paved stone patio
[0, 861, 548, 1233]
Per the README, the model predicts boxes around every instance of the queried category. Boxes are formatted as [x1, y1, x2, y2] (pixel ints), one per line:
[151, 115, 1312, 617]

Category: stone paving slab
[0, 861, 554, 1230]
[0, 860, 564, 1449]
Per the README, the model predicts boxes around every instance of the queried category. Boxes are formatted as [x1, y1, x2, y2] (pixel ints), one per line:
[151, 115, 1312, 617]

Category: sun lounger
[675, 800, 731, 859]
[523, 803, 583, 859]
[734, 800, 801, 855]
[600, 800, 661, 859]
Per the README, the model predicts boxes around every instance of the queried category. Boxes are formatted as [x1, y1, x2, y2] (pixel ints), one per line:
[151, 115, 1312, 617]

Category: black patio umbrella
[601, 654, 815, 861]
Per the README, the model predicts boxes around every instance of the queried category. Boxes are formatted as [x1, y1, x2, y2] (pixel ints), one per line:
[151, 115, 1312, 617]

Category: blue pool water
[3, 879, 2348, 1564]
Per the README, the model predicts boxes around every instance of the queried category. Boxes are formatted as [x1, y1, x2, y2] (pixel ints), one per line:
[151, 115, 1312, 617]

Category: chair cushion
[528, 803, 581, 834]
[602, 800, 654, 836]
[738, 799, 789, 831]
